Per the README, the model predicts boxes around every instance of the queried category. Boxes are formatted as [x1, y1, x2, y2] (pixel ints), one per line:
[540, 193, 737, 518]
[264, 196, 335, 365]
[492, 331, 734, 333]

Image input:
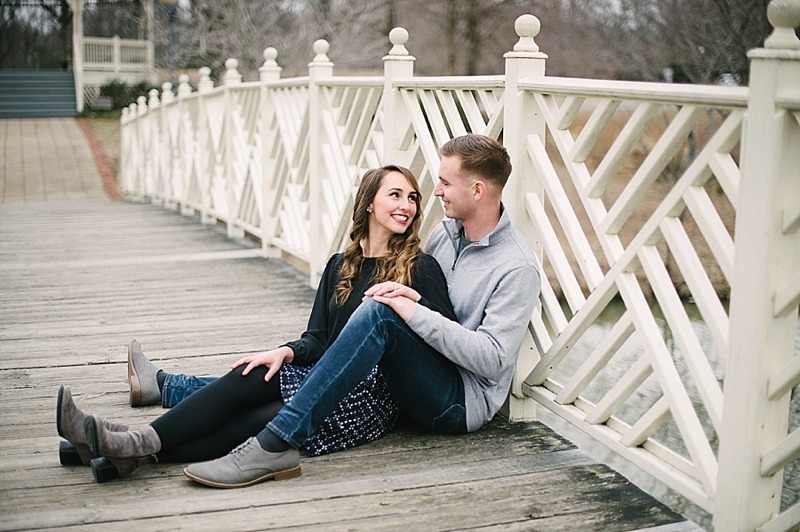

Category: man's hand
[364, 281, 421, 302]
[364, 281, 420, 321]
[231, 346, 294, 382]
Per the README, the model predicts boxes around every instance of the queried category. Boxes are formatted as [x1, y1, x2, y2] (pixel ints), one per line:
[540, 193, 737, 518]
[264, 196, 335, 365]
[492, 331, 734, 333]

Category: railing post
[197, 66, 215, 225]
[136, 95, 152, 200]
[500, 15, 548, 422]
[715, 1, 800, 530]
[126, 102, 140, 198]
[382, 27, 415, 165]
[120, 106, 129, 195]
[223, 58, 245, 239]
[307, 39, 334, 287]
[177, 75, 195, 216]
[160, 82, 178, 211]
[147, 88, 163, 204]
[259, 47, 283, 259]
[113, 35, 121, 74]
[69, 0, 85, 113]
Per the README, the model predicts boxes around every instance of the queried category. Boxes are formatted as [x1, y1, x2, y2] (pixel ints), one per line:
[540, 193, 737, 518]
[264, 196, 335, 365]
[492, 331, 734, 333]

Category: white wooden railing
[83, 36, 152, 72]
[120, 3, 800, 530]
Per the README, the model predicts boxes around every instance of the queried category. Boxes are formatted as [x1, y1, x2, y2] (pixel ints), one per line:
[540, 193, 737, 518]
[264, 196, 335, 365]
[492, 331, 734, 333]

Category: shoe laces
[231, 438, 258, 458]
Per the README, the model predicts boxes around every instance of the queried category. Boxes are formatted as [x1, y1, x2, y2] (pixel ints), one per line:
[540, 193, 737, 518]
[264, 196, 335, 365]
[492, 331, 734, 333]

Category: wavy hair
[335, 165, 423, 305]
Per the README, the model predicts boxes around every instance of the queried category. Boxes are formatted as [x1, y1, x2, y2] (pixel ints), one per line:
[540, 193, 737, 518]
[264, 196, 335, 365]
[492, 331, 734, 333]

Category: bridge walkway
[0, 118, 698, 531]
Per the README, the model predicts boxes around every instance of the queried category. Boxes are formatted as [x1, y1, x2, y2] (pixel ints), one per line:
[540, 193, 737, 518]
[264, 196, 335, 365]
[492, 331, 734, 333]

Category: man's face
[434, 155, 476, 220]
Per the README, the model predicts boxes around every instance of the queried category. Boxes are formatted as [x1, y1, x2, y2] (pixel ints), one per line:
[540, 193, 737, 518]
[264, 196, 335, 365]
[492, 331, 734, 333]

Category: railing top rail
[776, 94, 800, 109]
[262, 76, 311, 89]
[319, 77, 383, 88]
[83, 36, 150, 47]
[520, 76, 749, 108]
[395, 75, 505, 90]
[229, 81, 263, 91]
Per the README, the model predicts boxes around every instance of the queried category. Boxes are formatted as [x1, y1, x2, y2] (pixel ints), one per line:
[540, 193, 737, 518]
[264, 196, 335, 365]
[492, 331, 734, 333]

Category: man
[138, 134, 541, 488]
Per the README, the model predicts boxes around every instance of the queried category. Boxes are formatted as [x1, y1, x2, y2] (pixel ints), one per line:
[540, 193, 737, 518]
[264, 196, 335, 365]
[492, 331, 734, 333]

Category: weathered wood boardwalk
[0, 119, 698, 531]
[0, 200, 698, 531]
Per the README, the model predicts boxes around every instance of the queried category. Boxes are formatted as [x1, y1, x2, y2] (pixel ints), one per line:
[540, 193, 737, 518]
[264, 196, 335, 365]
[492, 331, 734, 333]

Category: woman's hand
[364, 281, 421, 302]
[364, 281, 420, 321]
[231, 346, 294, 382]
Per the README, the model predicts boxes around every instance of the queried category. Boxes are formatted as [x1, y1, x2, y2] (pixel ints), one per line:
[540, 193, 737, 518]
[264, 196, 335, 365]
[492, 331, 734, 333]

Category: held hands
[231, 346, 294, 382]
[363, 281, 420, 321]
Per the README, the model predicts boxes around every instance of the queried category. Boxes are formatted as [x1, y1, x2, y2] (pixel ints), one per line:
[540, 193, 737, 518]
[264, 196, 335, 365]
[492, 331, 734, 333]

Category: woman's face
[367, 171, 419, 239]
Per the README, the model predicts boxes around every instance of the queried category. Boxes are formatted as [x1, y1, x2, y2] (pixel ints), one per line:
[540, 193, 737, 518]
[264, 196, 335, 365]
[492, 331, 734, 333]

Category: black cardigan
[284, 253, 456, 365]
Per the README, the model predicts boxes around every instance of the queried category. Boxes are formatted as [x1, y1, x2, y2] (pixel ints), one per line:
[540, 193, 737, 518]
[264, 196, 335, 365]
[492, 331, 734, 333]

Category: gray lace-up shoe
[183, 437, 301, 488]
[127, 340, 161, 407]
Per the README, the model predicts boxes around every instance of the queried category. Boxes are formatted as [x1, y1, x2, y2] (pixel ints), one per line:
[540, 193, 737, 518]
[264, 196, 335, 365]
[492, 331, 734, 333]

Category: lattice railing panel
[269, 84, 311, 259]
[179, 97, 199, 206]
[228, 86, 262, 231]
[394, 81, 505, 239]
[522, 85, 746, 510]
[318, 82, 385, 259]
[201, 91, 227, 220]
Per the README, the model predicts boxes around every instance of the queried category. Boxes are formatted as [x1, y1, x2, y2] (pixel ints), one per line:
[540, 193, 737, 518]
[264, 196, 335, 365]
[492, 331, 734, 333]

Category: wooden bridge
[111, 4, 800, 530]
[0, 118, 697, 530]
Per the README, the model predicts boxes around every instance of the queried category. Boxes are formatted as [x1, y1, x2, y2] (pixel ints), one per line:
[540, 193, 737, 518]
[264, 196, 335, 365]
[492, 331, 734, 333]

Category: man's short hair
[440, 134, 512, 190]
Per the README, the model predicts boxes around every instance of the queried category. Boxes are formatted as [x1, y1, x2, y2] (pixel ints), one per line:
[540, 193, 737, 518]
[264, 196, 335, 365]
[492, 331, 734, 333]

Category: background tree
[574, 0, 773, 83]
[0, 0, 785, 83]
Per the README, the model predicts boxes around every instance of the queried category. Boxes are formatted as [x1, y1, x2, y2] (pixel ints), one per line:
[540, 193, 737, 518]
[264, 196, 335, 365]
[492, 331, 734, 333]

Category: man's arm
[406, 264, 538, 379]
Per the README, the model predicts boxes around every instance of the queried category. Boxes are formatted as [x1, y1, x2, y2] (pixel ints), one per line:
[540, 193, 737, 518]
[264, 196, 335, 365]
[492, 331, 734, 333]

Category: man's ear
[472, 179, 486, 200]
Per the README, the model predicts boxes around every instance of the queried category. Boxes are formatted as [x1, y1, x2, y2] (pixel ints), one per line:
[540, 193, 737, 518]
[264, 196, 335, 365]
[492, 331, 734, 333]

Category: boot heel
[59, 440, 84, 466]
[90, 457, 121, 483]
[274, 465, 301, 481]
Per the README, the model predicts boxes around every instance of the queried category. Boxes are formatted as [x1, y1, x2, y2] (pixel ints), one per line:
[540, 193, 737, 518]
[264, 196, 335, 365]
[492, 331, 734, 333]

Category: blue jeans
[162, 374, 216, 408]
[268, 299, 467, 448]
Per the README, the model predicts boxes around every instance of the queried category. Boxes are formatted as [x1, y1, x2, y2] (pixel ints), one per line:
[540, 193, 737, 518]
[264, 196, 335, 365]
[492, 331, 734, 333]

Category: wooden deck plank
[0, 199, 693, 531]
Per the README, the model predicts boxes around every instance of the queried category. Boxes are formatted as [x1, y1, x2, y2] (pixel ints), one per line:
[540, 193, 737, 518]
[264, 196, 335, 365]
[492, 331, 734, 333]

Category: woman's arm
[282, 254, 342, 364]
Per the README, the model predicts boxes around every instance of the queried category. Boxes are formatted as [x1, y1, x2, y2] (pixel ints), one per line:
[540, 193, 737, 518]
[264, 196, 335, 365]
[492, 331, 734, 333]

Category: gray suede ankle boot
[56, 386, 128, 466]
[127, 340, 161, 407]
[85, 415, 162, 460]
[89, 455, 153, 483]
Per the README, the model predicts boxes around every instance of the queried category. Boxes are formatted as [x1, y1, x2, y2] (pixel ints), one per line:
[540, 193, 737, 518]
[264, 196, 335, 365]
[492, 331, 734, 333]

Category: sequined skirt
[279, 364, 400, 456]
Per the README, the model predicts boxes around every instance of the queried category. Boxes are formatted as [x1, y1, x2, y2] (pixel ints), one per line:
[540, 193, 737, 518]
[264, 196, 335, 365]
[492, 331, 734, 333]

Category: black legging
[150, 366, 282, 462]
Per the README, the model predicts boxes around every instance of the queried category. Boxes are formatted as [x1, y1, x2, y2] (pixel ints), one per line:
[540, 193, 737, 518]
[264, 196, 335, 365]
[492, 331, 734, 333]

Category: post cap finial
[148, 88, 160, 108]
[260, 47, 282, 81]
[136, 96, 147, 115]
[388, 27, 410, 56]
[765, 0, 800, 49]
[224, 58, 242, 85]
[178, 74, 192, 97]
[513, 14, 541, 53]
[161, 82, 174, 103]
[263, 47, 278, 63]
[312, 39, 331, 63]
[198, 66, 214, 92]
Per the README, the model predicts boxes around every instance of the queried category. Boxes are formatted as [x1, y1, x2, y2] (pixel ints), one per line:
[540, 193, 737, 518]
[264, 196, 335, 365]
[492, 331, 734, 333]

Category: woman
[56, 165, 456, 482]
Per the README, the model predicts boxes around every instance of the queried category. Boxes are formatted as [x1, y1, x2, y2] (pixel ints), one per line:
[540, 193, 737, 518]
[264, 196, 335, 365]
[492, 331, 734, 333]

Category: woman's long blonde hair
[335, 166, 423, 305]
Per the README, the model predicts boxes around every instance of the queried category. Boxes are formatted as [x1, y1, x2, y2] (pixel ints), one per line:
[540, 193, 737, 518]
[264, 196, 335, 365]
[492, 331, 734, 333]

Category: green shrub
[99, 79, 158, 110]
